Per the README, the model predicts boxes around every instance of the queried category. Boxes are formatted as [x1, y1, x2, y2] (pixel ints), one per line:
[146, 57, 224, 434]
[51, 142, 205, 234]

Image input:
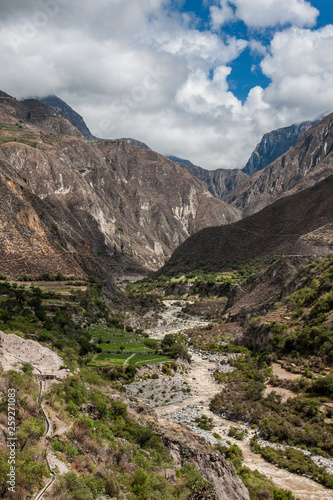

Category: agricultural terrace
[88, 325, 171, 368]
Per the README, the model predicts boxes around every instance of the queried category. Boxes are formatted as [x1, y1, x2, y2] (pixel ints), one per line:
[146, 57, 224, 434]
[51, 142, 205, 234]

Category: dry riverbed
[134, 299, 333, 500]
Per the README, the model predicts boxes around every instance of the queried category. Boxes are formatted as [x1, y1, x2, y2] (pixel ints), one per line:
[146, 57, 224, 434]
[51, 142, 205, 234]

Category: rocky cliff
[38, 94, 95, 140]
[234, 113, 333, 216]
[177, 162, 248, 203]
[155, 419, 250, 500]
[242, 120, 315, 176]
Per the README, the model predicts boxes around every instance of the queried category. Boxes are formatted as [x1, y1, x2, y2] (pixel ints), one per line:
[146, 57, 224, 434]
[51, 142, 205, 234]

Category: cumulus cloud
[260, 25, 333, 119]
[210, 1, 235, 31]
[0, 0, 332, 169]
[211, 0, 319, 29]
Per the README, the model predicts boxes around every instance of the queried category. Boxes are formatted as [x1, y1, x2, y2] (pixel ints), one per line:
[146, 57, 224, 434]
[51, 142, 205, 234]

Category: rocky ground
[134, 299, 333, 500]
[0, 331, 68, 378]
[126, 373, 191, 407]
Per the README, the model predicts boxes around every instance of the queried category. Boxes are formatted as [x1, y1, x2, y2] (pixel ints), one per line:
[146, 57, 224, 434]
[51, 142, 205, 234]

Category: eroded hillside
[0, 91, 241, 281]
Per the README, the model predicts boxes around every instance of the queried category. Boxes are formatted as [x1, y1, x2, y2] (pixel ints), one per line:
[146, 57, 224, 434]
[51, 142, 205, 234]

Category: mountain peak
[38, 94, 95, 140]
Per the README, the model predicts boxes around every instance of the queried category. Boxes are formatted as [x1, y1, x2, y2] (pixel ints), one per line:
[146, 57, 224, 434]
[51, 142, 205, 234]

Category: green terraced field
[88, 352, 171, 367]
[127, 354, 171, 366]
[99, 341, 153, 352]
[88, 353, 130, 367]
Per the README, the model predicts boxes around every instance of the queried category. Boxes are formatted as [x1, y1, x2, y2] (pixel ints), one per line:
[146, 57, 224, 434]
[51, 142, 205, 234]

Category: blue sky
[1, 0, 333, 169]
[178, 0, 333, 102]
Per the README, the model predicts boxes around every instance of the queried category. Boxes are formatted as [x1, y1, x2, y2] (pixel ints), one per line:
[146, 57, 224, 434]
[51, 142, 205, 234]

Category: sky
[1, 0, 333, 170]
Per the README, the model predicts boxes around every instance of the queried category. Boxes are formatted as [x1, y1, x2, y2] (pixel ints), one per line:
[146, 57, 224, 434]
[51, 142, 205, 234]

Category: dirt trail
[0, 331, 70, 498]
[148, 302, 333, 500]
[264, 362, 302, 402]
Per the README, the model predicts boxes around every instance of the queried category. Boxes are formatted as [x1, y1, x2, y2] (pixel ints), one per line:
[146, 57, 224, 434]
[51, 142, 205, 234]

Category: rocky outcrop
[178, 162, 248, 203]
[295, 223, 333, 255]
[234, 114, 333, 216]
[242, 121, 315, 176]
[117, 138, 151, 149]
[156, 420, 250, 500]
[225, 256, 314, 323]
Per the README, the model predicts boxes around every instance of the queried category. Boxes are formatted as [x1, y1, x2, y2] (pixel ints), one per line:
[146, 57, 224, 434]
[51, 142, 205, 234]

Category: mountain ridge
[0, 90, 241, 283]
[161, 174, 333, 274]
[242, 120, 316, 176]
[233, 113, 333, 216]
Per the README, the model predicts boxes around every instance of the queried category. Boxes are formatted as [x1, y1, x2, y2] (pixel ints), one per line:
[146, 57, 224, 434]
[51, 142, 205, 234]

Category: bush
[311, 375, 333, 398]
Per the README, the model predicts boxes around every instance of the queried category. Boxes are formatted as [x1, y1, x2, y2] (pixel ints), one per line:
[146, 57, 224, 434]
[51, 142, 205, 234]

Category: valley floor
[130, 298, 333, 500]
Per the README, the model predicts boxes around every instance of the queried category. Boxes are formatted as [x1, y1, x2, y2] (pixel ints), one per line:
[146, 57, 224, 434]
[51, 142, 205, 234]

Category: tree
[17, 418, 45, 450]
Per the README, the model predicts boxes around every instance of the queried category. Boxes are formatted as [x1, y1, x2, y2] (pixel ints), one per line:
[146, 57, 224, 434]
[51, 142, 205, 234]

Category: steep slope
[162, 175, 333, 273]
[0, 91, 241, 277]
[0, 91, 83, 139]
[38, 94, 95, 140]
[178, 162, 248, 203]
[117, 137, 151, 149]
[0, 150, 122, 288]
[234, 113, 333, 216]
[242, 120, 315, 176]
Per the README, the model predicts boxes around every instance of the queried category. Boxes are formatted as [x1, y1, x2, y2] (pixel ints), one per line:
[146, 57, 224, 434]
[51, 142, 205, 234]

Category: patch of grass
[99, 341, 152, 352]
[128, 354, 172, 366]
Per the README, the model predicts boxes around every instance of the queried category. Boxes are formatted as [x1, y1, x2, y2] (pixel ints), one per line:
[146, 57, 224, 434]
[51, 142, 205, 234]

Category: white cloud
[211, 0, 318, 29]
[260, 25, 333, 119]
[0, 0, 332, 170]
[210, 1, 235, 31]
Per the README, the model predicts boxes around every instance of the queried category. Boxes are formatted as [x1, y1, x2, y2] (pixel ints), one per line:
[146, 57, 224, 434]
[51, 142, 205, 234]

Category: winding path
[0, 340, 68, 499]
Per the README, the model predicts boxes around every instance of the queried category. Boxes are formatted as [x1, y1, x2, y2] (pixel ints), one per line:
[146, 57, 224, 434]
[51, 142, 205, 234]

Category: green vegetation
[210, 352, 333, 485]
[249, 257, 333, 364]
[160, 333, 191, 362]
[0, 279, 174, 371]
[195, 415, 214, 431]
[228, 427, 246, 440]
[218, 444, 295, 500]
[0, 367, 48, 496]
[127, 267, 248, 298]
[0, 122, 39, 148]
[251, 440, 333, 488]
[43, 372, 218, 500]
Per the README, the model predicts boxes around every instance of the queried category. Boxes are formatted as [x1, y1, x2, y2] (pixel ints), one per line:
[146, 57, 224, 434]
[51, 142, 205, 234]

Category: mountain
[168, 121, 315, 204]
[167, 155, 195, 166]
[161, 174, 333, 274]
[117, 138, 151, 149]
[167, 156, 248, 203]
[0, 91, 83, 138]
[0, 91, 241, 281]
[242, 120, 316, 176]
[177, 162, 248, 203]
[38, 94, 95, 140]
[233, 113, 333, 216]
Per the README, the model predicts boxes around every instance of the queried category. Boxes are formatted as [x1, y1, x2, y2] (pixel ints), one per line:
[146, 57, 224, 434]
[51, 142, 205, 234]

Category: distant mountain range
[1, 89, 332, 285]
[169, 117, 333, 217]
[233, 113, 333, 215]
[0, 91, 240, 284]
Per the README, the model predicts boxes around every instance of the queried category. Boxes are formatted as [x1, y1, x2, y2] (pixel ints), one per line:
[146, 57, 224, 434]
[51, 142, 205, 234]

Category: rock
[164, 468, 176, 483]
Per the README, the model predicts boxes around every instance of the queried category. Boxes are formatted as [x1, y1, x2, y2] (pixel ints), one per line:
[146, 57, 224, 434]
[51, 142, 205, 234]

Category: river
[143, 299, 333, 500]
